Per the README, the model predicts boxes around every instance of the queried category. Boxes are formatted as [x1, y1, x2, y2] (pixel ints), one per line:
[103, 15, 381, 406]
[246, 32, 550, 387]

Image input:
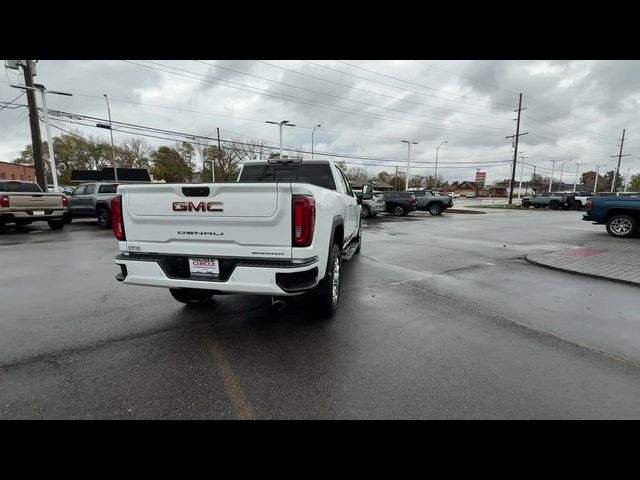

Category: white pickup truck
[112, 158, 369, 317]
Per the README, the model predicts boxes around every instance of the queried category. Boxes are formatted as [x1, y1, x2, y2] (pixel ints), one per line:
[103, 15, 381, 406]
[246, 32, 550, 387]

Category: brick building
[0, 161, 35, 182]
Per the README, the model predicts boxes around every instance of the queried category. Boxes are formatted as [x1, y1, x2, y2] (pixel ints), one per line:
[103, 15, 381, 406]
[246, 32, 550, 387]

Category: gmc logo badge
[172, 201, 224, 212]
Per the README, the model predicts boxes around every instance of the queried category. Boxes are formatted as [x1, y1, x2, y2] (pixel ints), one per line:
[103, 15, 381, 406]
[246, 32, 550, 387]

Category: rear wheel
[311, 243, 341, 318]
[428, 203, 443, 215]
[361, 205, 370, 218]
[97, 208, 111, 228]
[550, 202, 560, 210]
[47, 220, 64, 230]
[393, 206, 404, 216]
[521, 202, 530, 208]
[606, 215, 638, 238]
[169, 288, 214, 305]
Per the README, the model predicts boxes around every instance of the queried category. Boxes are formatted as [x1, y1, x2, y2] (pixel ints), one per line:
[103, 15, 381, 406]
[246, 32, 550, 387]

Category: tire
[533, 205, 541, 209]
[47, 220, 64, 230]
[361, 205, 370, 218]
[97, 208, 111, 228]
[550, 202, 560, 210]
[169, 288, 214, 305]
[63, 214, 72, 224]
[573, 201, 582, 210]
[428, 203, 443, 215]
[401, 210, 410, 216]
[393, 206, 404, 216]
[311, 243, 341, 318]
[521, 202, 530, 208]
[606, 214, 638, 238]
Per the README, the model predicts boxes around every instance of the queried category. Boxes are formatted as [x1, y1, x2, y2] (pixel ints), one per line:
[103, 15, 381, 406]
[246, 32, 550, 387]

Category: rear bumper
[1, 210, 67, 223]
[114, 253, 320, 295]
[582, 213, 601, 224]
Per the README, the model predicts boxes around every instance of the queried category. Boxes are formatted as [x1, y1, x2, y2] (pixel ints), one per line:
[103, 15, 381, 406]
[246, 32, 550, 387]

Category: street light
[558, 159, 571, 191]
[266, 120, 295, 160]
[434, 141, 447, 187]
[401, 140, 418, 190]
[103, 94, 117, 182]
[11, 83, 72, 191]
[593, 164, 605, 194]
[572, 162, 583, 192]
[548, 159, 560, 192]
[311, 124, 321, 159]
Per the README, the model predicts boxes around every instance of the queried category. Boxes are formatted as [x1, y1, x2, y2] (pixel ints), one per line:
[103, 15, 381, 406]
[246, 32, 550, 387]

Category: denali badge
[172, 201, 223, 212]
[178, 231, 224, 236]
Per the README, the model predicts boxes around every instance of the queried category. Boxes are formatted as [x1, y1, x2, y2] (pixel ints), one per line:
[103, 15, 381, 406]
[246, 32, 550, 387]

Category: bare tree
[346, 166, 368, 181]
[118, 137, 151, 169]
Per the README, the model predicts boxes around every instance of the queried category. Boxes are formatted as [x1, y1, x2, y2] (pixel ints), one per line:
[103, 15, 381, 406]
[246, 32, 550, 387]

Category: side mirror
[362, 184, 373, 200]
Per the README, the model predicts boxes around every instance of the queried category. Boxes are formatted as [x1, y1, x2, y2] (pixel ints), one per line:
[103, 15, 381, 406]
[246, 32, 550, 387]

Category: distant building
[350, 179, 394, 191]
[455, 181, 479, 196]
[0, 161, 35, 182]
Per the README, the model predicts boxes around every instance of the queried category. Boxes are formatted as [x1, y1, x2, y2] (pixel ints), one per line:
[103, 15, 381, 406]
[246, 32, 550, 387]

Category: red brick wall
[0, 161, 35, 182]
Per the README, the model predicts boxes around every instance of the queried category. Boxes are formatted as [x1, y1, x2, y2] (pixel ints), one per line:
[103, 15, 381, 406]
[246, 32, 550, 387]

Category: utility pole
[21, 60, 46, 190]
[103, 94, 117, 182]
[518, 155, 526, 200]
[505, 93, 528, 204]
[572, 163, 583, 191]
[215, 127, 221, 182]
[549, 160, 560, 192]
[611, 129, 629, 192]
[559, 160, 570, 191]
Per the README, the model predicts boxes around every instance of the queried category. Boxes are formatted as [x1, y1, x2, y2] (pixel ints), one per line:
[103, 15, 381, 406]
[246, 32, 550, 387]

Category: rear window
[98, 184, 119, 194]
[238, 163, 336, 190]
[0, 181, 42, 193]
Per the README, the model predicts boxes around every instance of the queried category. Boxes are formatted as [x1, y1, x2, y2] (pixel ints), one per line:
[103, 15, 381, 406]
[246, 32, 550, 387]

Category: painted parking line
[209, 339, 256, 420]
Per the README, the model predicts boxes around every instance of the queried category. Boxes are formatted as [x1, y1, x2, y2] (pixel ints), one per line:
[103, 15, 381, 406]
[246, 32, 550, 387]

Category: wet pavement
[1, 211, 639, 419]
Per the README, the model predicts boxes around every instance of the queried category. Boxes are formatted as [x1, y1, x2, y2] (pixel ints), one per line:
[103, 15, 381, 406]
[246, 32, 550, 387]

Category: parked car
[67, 182, 120, 227]
[583, 194, 640, 238]
[406, 189, 453, 215]
[382, 191, 417, 216]
[521, 191, 576, 210]
[0, 180, 69, 231]
[447, 192, 461, 199]
[354, 189, 386, 218]
[463, 191, 477, 198]
[113, 158, 365, 318]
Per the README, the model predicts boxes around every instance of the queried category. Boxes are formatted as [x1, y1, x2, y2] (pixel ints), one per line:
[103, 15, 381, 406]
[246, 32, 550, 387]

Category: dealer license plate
[188, 257, 219, 279]
[33, 210, 45, 216]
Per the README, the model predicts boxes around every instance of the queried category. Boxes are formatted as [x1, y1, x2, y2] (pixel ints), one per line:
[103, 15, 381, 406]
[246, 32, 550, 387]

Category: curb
[524, 253, 640, 288]
[446, 209, 486, 215]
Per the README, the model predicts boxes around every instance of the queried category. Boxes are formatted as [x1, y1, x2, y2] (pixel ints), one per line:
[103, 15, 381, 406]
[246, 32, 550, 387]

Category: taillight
[111, 195, 126, 241]
[293, 195, 315, 247]
[585, 199, 592, 210]
[0, 195, 9, 208]
[62, 195, 68, 207]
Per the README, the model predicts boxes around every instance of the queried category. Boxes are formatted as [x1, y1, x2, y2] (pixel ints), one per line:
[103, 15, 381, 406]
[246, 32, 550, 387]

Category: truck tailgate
[119, 183, 293, 259]
[8, 192, 64, 209]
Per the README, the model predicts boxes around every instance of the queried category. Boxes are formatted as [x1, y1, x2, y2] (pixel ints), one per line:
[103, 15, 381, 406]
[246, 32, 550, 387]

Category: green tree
[150, 146, 192, 182]
[603, 170, 624, 192]
[630, 173, 640, 191]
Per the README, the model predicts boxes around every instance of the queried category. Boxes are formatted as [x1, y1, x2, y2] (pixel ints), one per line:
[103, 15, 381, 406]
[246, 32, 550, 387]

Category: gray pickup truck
[406, 189, 453, 215]
[67, 182, 119, 227]
[521, 191, 577, 210]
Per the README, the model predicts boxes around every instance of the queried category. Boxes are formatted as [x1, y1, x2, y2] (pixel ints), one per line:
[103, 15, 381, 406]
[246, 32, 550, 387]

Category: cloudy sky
[2, 60, 639, 185]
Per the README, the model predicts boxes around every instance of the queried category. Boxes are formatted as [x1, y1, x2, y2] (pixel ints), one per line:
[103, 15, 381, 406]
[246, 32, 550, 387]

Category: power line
[302, 60, 511, 112]
[335, 60, 515, 108]
[193, 60, 513, 132]
[253, 60, 515, 122]
[128, 60, 506, 137]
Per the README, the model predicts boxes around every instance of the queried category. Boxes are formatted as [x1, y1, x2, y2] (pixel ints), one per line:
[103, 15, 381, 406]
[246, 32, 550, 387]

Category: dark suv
[382, 191, 417, 216]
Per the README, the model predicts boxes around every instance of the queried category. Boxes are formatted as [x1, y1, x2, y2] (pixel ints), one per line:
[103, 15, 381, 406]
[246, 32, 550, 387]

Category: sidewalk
[526, 240, 640, 286]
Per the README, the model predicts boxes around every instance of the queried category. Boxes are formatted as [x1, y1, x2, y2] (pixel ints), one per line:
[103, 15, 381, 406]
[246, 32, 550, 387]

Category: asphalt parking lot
[1, 210, 640, 419]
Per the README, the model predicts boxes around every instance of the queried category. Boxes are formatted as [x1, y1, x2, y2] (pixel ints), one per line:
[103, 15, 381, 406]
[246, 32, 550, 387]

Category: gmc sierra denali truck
[0, 180, 69, 231]
[112, 159, 367, 317]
